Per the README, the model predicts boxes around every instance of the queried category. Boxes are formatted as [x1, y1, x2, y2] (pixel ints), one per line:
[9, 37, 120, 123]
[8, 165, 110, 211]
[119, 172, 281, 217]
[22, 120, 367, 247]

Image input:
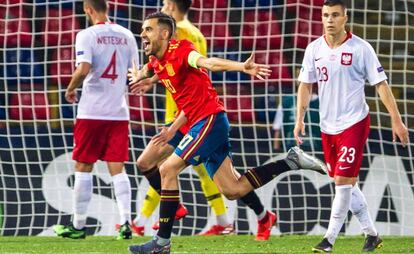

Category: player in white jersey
[294, 0, 409, 253]
[53, 0, 139, 240]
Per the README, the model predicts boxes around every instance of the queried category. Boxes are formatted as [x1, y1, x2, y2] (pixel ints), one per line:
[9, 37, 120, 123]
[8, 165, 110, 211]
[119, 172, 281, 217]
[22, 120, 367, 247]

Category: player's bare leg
[135, 139, 175, 211]
[136, 139, 175, 174]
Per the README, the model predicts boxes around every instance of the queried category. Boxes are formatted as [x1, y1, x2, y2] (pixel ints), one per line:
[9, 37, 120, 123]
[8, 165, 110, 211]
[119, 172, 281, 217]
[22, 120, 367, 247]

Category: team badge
[341, 53, 352, 65]
[166, 63, 175, 76]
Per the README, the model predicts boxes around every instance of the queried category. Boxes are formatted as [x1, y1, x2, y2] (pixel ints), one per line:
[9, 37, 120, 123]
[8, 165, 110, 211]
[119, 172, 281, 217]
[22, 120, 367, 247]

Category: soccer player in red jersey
[130, 0, 277, 239]
[127, 12, 327, 254]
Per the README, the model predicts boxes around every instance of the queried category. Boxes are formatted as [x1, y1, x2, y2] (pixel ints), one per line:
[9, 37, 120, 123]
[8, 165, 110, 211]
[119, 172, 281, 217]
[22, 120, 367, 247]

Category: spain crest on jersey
[166, 63, 175, 76]
[341, 53, 353, 66]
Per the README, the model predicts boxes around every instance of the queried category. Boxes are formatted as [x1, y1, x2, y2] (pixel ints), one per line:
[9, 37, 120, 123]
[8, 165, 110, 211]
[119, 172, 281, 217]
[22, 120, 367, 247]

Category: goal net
[0, 0, 413, 237]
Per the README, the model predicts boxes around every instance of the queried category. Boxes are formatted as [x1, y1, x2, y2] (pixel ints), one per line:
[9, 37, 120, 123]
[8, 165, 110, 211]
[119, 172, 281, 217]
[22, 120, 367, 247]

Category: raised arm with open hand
[243, 53, 272, 80]
[195, 52, 271, 80]
[128, 59, 156, 95]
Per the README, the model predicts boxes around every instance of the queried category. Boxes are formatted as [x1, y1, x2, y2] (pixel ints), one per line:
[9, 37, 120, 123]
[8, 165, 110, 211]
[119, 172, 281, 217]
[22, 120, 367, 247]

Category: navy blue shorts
[168, 128, 184, 148]
[173, 112, 231, 178]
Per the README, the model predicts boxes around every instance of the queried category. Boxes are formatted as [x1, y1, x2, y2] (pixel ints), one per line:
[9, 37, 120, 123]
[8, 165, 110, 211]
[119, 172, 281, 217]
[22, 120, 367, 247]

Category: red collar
[96, 21, 114, 25]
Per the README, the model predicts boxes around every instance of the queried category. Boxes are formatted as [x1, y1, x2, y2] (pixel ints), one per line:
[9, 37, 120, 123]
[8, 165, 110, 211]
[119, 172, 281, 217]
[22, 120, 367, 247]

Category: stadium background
[0, 0, 413, 237]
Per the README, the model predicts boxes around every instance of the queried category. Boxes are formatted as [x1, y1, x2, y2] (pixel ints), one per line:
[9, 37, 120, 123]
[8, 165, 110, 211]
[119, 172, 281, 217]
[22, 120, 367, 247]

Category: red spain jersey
[147, 39, 224, 127]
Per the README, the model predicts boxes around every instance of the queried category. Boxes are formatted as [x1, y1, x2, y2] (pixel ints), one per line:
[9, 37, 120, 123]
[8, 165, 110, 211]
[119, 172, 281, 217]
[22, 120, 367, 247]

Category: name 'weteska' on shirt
[97, 36, 127, 45]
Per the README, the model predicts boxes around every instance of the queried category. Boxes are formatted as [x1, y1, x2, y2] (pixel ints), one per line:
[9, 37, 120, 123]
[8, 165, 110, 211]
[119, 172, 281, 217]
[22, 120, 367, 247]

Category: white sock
[257, 210, 267, 221]
[113, 172, 132, 224]
[134, 214, 149, 227]
[324, 184, 352, 245]
[350, 183, 378, 236]
[216, 214, 230, 226]
[73, 172, 92, 229]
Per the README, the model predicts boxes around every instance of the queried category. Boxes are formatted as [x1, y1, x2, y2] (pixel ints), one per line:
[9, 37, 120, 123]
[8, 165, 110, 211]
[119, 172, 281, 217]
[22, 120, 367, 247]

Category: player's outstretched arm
[294, 82, 313, 145]
[65, 62, 91, 103]
[195, 52, 271, 80]
[375, 80, 409, 146]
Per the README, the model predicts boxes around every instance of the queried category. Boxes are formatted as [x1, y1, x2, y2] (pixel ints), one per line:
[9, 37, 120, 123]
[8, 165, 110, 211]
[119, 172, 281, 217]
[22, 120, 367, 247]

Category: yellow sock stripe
[160, 195, 180, 199]
[246, 170, 261, 188]
[183, 115, 215, 161]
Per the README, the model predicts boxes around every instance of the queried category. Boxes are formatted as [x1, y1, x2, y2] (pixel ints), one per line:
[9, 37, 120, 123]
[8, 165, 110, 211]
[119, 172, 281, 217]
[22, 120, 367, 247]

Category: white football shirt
[75, 22, 139, 120]
[298, 33, 387, 134]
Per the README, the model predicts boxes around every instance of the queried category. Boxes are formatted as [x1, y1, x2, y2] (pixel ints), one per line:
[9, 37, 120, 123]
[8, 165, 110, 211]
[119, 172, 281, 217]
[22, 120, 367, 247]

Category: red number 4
[101, 51, 118, 82]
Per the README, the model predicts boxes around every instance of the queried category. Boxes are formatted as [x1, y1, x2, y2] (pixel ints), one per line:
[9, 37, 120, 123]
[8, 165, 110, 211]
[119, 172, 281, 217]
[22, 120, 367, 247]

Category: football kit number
[101, 51, 118, 82]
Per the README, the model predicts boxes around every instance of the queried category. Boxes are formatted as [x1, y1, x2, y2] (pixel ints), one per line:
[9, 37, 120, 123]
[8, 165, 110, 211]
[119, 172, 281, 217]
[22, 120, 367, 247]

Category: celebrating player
[53, 0, 138, 240]
[128, 0, 279, 239]
[126, 0, 236, 237]
[294, 0, 410, 252]
[127, 12, 327, 254]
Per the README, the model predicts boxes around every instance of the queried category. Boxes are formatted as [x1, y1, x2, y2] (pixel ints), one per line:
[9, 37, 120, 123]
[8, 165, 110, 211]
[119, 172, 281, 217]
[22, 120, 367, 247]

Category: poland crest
[341, 52, 352, 65]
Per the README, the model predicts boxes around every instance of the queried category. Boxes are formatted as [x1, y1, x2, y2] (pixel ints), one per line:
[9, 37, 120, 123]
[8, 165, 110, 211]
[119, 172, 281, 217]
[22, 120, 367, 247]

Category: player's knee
[136, 157, 153, 172]
[221, 188, 242, 200]
[350, 200, 367, 215]
[159, 163, 179, 181]
[75, 162, 93, 172]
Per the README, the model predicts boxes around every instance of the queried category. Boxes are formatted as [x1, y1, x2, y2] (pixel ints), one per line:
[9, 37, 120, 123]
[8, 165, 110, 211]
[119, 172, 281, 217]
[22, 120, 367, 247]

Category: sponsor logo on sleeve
[77, 51, 84, 56]
[341, 52, 352, 65]
[377, 66, 384, 73]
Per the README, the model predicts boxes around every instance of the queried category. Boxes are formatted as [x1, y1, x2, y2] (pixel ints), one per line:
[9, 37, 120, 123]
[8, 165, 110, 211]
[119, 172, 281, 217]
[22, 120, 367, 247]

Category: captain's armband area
[188, 50, 203, 69]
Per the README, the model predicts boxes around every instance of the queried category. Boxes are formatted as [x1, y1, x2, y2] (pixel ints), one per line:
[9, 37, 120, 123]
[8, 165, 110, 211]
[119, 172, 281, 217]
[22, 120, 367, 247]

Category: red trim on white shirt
[324, 32, 352, 48]
[96, 21, 114, 25]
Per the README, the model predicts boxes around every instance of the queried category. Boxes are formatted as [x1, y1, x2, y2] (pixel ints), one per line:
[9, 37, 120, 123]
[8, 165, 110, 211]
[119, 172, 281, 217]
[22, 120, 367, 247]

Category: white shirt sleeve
[363, 42, 387, 86]
[272, 103, 283, 130]
[298, 43, 317, 83]
[75, 30, 93, 66]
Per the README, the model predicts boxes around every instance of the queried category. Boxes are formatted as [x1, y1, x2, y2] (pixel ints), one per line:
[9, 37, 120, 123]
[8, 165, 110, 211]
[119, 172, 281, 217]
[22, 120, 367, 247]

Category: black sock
[141, 167, 161, 195]
[239, 191, 264, 216]
[244, 160, 291, 189]
[157, 189, 179, 239]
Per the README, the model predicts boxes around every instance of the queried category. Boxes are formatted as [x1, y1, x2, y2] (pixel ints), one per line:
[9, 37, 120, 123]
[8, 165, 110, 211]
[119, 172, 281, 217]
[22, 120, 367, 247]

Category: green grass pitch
[0, 235, 413, 253]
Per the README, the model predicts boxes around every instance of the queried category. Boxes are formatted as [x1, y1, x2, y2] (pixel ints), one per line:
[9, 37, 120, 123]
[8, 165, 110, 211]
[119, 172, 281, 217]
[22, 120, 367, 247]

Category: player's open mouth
[143, 40, 150, 50]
